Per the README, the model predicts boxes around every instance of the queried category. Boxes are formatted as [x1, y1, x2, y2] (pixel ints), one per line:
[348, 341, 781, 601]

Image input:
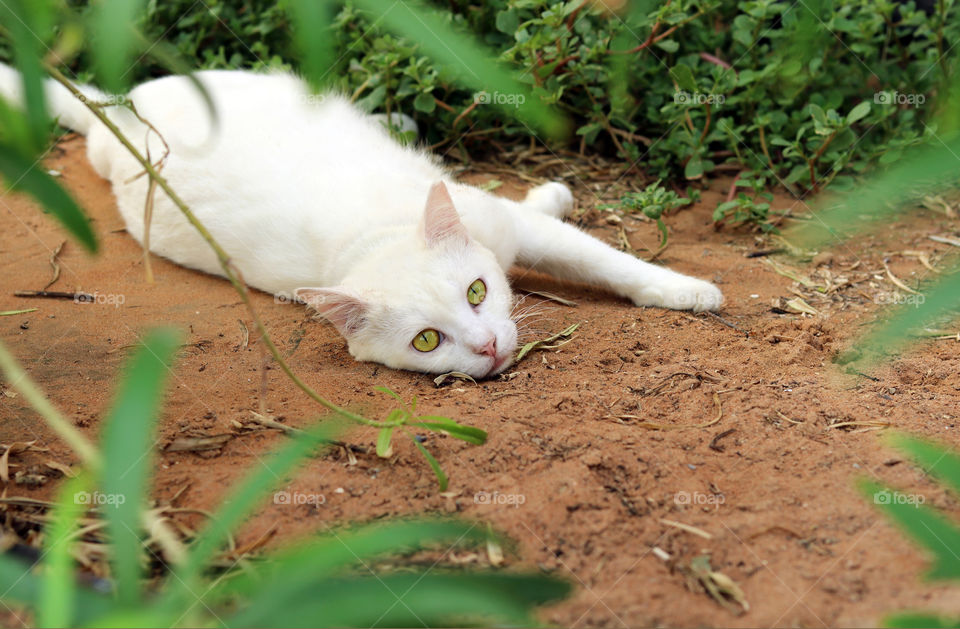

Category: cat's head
[296, 182, 517, 379]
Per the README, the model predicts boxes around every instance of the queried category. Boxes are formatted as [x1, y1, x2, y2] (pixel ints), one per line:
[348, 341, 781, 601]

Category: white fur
[0, 66, 723, 378]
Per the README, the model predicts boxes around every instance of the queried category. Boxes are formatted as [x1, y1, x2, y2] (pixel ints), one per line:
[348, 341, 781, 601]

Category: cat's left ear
[421, 181, 468, 247]
[295, 287, 368, 337]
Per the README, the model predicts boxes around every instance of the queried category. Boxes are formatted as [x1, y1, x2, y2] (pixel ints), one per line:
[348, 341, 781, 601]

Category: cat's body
[0, 65, 723, 378]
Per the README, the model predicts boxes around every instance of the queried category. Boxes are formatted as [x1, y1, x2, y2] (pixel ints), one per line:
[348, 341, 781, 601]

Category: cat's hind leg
[521, 182, 575, 218]
[511, 205, 723, 312]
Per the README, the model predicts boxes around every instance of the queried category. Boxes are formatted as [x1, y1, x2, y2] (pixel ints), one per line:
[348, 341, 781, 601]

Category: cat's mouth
[485, 352, 513, 378]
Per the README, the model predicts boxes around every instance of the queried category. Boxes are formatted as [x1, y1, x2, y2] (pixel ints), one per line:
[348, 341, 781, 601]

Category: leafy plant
[859, 433, 960, 627]
[0, 331, 569, 627]
[607, 179, 694, 249]
[785, 53, 960, 365]
[51, 0, 954, 195]
[373, 386, 486, 491]
[713, 171, 775, 232]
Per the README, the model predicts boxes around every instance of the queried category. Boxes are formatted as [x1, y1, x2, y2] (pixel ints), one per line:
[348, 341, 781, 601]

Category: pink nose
[475, 338, 497, 358]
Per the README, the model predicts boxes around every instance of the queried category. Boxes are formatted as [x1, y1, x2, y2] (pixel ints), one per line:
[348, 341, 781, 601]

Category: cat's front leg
[511, 185, 723, 312]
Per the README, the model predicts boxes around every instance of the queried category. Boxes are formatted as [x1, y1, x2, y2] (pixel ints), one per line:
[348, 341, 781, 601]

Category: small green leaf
[669, 63, 698, 93]
[376, 426, 395, 458]
[655, 217, 669, 248]
[410, 421, 487, 445]
[684, 156, 704, 179]
[374, 386, 404, 402]
[495, 9, 519, 34]
[0, 142, 97, 252]
[847, 101, 871, 124]
[413, 91, 436, 113]
[413, 437, 447, 491]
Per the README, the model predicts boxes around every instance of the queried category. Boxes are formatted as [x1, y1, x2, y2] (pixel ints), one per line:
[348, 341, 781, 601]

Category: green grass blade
[376, 426, 395, 457]
[788, 132, 960, 248]
[89, 0, 145, 93]
[101, 328, 182, 608]
[413, 436, 447, 491]
[859, 479, 960, 581]
[350, 0, 567, 139]
[38, 474, 91, 628]
[0, 0, 53, 153]
[0, 553, 114, 625]
[156, 419, 343, 616]
[855, 269, 960, 361]
[885, 612, 960, 628]
[887, 433, 960, 499]
[227, 572, 571, 627]
[288, 0, 336, 90]
[212, 518, 485, 608]
[0, 141, 97, 252]
[409, 421, 487, 445]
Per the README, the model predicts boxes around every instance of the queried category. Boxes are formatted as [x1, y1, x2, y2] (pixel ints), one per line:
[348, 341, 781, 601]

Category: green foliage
[606, 179, 695, 248]
[713, 171, 775, 231]
[859, 433, 960, 627]
[0, 331, 569, 627]
[57, 0, 954, 194]
[373, 385, 487, 491]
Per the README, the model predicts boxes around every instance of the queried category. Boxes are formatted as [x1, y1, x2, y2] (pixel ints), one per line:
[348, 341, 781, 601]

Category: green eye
[467, 279, 486, 306]
[413, 329, 441, 352]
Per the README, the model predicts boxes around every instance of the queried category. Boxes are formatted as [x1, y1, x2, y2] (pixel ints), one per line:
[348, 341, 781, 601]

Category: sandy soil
[2, 135, 960, 627]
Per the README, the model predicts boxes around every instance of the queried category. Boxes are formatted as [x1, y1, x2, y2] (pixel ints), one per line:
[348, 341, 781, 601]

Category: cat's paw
[524, 182, 575, 218]
[632, 278, 724, 312]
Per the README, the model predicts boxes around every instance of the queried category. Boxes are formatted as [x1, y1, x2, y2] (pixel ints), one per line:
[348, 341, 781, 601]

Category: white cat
[0, 66, 723, 378]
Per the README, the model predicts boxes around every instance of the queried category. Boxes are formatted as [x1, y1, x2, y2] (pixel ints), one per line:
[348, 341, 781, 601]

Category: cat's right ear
[295, 287, 368, 337]
[422, 181, 468, 247]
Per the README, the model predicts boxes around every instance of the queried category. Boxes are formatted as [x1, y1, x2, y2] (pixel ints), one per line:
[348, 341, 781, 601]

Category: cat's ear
[422, 181, 468, 247]
[295, 287, 368, 336]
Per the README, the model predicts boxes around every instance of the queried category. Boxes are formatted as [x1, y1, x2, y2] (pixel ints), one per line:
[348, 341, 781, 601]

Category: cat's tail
[0, 62, 109, 135]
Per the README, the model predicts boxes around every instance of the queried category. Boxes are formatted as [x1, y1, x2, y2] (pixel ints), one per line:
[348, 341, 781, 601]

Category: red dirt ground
[2, 135, 960, 627]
